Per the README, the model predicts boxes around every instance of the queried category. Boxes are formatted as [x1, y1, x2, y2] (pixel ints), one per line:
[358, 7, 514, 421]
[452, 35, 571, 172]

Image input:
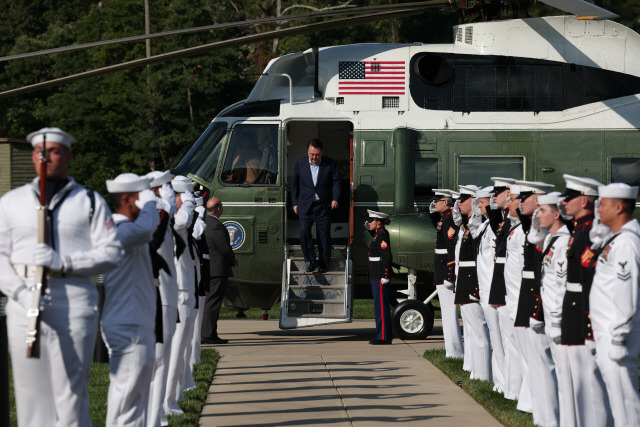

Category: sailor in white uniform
[164, 175, 197, 416]
[0, 127, 123, 426]
[590, 183, 640, 427]
[102, 173, 160, 427]
[535, 192, 574, 427]
[502, 184, 532, 413]
[475, 186, 506, 394]
[146, 170, 180, 427]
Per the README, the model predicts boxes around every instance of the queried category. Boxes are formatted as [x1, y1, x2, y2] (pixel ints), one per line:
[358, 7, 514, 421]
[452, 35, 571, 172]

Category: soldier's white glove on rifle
[527, 209, 548, 247]
[452, 200, 462, 226]
[609, 341, 628, 363]
[589, 199, 610, 250]
[443, 280, 454, 291]
[34, 243, 65, 272]
[135, 189, 157, 210]
[548, 326, 562, 344]
[468, 294, 480, 302]
[585, 338, 597, 356]
[529, 317, 545, 332]
[429, 201, 437, 214]
[159, 183, 177, 214]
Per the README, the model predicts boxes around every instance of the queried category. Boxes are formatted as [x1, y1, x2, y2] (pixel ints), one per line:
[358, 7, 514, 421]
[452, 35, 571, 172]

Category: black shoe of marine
[305, 261, 318, 272]
[369, 339, 392, 345]
[201, 337, 229, 345]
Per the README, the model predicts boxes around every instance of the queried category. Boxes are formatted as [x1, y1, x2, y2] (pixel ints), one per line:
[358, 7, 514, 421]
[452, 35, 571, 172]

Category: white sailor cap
[450, 190, 460, 200]
[146, 170, 173, 188]
[537, 191, 563, 206]
[562, 174, 602, 198]
[432, 188, 452, 201]
[171, 175, 196, 193]
[458, 184, 480, 200]
[515, 180, 554, 199]
[106, 173, 150, 193]
[476, 186, 494, 198]
[598, 183, 639, 200]
[367, 209, 389, 219]
[26, 127, 76, 148]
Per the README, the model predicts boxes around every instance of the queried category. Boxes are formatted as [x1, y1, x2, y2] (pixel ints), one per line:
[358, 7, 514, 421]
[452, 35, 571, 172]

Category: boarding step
[289, 257, 347, 274]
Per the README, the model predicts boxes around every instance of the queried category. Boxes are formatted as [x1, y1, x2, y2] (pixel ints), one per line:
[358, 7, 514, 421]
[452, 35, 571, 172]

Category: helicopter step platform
[279, 249, 353, 330]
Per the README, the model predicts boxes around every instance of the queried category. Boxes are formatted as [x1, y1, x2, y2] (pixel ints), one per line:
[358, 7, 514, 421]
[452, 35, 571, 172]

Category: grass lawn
[423, 348, 535, 427]
[8, 348, 219, 427]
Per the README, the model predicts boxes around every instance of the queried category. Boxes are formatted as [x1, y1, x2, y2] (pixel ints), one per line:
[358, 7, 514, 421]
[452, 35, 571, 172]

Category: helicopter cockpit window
[172, 121, 227, 182]
[611, 158, 640, 186]
[458, 156, 524, 187]
[221, 124, 279, 185]
[415, 154, 438, 205]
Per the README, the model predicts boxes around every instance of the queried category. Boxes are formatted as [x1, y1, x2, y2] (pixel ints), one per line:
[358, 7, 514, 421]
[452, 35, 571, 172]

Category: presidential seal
[224, 221, 246, 250]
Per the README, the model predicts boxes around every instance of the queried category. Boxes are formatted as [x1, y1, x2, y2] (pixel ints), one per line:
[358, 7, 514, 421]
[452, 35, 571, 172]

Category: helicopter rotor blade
[536, 0, 618, 20]
[0, 4, 450, 99]
[0, 1, 448, 63]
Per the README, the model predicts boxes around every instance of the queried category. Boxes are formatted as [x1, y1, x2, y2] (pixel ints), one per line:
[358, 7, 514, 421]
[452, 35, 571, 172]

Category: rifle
[26, 134, 48, 358]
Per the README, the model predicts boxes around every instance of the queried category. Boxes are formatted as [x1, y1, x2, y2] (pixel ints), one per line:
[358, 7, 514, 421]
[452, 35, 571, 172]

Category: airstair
[280, 245, 353, 329]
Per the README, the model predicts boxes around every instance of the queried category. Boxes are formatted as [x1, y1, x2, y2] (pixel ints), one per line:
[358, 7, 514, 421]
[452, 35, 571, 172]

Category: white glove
[159, 183, 177, 214]
[429, 201, 437, 214]
[531, 209, 541, 232]
[34, 243, 64, 272]
[548, 326, 562, 344]
[443, 280, 454, 291]
[468, 294, 479, 302]
[609, 341, 628, 363]
[180, 191, 194, 205]
[529, 317, 544, 332]
[584, 338, 597, 355]
[194, 196, 204, 207]
[15, 285, 33, 310]
[452, 200, 462, 226]
[195, 205, 205, 217]
[364, 221, 370, 230]
[471, 198, 481, 216]
[380, 278, 390, 285]
[594, 198, 601, 221]
[527, 212, 548, 247]
[156, 197, 171, 213]
[490, 197, 498, 210]
[558, 200, 573, 221]
[135, 189, 157, 210]
[590, 200, 610, 250]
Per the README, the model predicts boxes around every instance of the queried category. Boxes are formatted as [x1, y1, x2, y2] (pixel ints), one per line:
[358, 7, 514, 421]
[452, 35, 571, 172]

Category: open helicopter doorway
[280, 120, 354, 329]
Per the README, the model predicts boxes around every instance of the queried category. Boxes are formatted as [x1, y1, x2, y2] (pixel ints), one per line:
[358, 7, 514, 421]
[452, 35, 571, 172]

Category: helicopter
[3, 0, 639, 340]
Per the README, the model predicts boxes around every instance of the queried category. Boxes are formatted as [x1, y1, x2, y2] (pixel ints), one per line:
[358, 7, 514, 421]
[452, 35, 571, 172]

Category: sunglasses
[366, 217, 381, 223]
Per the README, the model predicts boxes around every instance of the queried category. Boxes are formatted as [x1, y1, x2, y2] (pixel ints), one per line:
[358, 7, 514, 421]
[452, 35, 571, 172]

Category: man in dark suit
[201, 197, 237, 345]
[291, 139, 341, 273]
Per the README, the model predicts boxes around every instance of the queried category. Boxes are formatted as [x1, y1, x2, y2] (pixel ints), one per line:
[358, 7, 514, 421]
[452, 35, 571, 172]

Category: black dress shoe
[305, 261, 318, 272]
[317, 266, 328, 273]
[368, 339, 392, 345]
[201, 337, 229, 345]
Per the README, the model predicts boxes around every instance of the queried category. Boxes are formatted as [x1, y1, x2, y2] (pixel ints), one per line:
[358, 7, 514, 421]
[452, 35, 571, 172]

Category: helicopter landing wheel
[392, 300, 434, 340]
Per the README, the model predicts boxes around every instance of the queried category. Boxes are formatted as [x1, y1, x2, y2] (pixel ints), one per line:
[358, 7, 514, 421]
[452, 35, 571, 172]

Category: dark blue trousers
[371, 280, 393, 341]
[299, 203, 331, 268]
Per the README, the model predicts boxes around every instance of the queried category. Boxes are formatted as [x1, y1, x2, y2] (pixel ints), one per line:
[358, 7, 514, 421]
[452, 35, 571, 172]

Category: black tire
[392, 300, 434, 340]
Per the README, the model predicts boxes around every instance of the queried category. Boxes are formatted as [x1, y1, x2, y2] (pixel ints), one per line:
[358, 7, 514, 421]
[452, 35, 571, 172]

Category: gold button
[531, 288, 534, 291]
[588, 324, 591, 327]
[588, 315, 591, 319]
[572, 302, 576, 306]
[534, 306, 537, 309]
[588, 333, 592, 337]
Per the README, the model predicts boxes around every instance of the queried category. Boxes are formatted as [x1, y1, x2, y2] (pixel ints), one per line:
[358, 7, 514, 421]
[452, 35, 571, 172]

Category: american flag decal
[338, 61, 406, 95]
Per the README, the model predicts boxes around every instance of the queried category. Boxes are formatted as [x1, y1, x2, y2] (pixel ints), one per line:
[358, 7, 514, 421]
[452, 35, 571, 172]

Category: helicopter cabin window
[410, 53, 640, 112]
[172, 121, 226, 183]
[221, 124, 279, 185]
[611, 158, 640, 186]
[415, 154, 438, 203]
[458, 156, 524, 187]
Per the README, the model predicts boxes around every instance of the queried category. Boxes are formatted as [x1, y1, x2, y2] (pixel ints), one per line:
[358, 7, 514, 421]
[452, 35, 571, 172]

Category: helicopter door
[280, 121, 354, 329]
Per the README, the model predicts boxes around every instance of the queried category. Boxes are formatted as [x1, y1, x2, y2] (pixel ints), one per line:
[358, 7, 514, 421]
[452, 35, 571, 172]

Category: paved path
[199, 319, 500, 426]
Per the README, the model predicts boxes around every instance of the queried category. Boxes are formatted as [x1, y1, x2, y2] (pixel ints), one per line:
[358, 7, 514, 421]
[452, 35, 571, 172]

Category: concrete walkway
[199, 319, 500, 426]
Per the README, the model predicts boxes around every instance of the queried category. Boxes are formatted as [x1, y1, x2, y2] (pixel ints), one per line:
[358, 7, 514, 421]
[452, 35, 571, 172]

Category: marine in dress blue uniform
[366, 210, 393, 345]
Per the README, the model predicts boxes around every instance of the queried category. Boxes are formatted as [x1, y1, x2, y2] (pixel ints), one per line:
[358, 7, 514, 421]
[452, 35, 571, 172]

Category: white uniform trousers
[565, 345, 613, 427]
[482, 303, 506, 393]
[102, 324, 155, 427]
[148, 305, 178, 427]
[593, 331, 639, 427]
[513, 326, 533, 413]
[7, 298, 98, 427]
[461, 303, 492, 381]
[164, 292, 196, 415]
[524, 327, 559, 427]
[438, 285, 464, 358]
[498, 306, 522, 401]
[547, 332, 576, 427]
[190, 295, 206, 366]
